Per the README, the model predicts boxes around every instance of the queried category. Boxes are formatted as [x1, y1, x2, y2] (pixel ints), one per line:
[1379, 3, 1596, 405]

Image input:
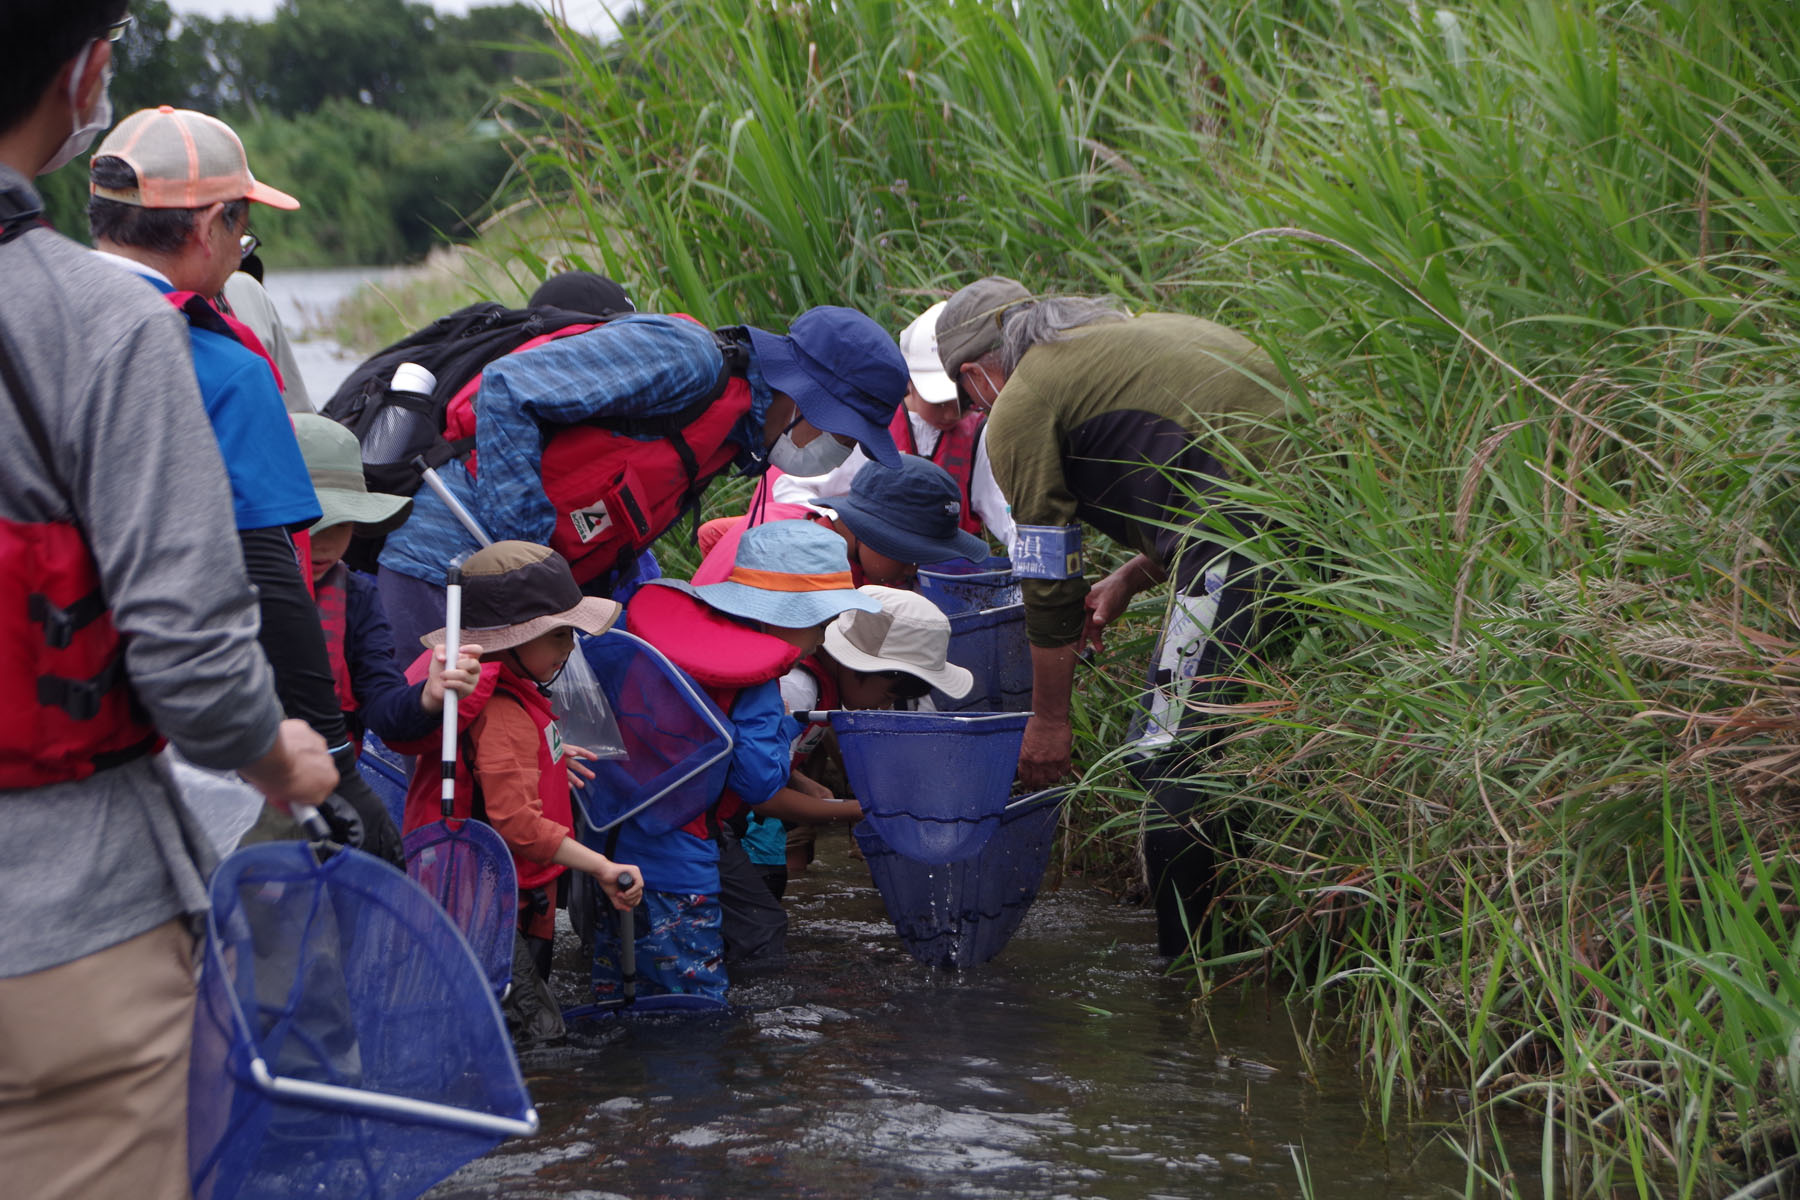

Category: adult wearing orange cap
[89, 106, 403, 860]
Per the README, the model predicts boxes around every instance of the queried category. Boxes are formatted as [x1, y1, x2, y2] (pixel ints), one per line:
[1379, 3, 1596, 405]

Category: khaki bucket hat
[422, 542, 621, 652]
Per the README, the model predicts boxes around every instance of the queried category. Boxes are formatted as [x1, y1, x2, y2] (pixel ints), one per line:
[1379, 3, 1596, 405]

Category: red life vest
[314, 561, 358, 718]
[540, 375, 755, 587]
[892, 407, 986, 536]
[0, 291, 163, 788]
[625, 584, 801, 837]
[0, 520, 162, 789]
[787, 657, 839, 768]
[394, 659, 571, 891]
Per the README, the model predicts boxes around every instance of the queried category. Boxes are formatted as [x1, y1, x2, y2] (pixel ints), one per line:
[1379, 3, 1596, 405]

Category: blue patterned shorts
[591, 890, 727, 1003]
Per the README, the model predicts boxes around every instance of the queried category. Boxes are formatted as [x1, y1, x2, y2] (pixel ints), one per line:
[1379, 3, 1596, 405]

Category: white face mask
[768, 420, 855, 477]
[42, 40, 113, 175]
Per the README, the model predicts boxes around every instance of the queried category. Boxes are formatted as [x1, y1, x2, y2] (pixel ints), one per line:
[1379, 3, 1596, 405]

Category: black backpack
[322, 302, 609, 498]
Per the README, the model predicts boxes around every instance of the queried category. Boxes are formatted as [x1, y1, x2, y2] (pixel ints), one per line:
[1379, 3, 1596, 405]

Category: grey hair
[998, 296, 1129, 373]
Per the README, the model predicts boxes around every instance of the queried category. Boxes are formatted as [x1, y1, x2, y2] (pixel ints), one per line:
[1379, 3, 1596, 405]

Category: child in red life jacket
[392, 542, 644, 982]
[592, 522, 883, 1000]
[294, 416, 483, 750]
[776, 586, 976, 881]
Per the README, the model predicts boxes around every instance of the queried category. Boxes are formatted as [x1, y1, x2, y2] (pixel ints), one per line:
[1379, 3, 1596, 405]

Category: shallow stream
[426, 834, 1514, 1199]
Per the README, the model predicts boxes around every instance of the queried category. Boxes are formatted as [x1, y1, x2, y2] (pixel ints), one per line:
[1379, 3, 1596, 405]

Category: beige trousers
[0, 919, 197, 1200]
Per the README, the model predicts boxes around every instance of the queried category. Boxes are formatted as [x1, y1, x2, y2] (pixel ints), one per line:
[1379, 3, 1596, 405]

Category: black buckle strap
[28, 588, 106, 649]
[37, 655, 126, 721]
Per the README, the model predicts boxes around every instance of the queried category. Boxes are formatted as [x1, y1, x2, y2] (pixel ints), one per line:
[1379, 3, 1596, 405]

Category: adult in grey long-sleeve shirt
[0, 161, 289, 978]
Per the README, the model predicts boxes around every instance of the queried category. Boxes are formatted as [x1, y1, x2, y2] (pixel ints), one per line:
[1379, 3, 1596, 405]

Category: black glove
[328, 748, 406, 868]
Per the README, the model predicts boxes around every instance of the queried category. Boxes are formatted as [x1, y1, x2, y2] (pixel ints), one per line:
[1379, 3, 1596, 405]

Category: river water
[425, 837, 1515, 1199]
[261, 267, 388, 404]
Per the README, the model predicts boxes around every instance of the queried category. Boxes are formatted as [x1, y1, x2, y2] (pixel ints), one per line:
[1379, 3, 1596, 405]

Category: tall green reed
[509, 0, 1800, 1191]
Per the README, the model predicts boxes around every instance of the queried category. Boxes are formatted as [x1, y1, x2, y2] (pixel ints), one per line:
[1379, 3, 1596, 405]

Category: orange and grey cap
[91, 106, 299, 211]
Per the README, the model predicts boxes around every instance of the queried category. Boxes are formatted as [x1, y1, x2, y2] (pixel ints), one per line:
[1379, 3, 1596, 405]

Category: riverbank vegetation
[513, 0, 1799, 1194]
[37, 0, 564, 266]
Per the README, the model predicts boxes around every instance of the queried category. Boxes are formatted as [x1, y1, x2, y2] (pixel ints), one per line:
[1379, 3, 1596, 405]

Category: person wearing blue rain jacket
[375, 305, 909, 649]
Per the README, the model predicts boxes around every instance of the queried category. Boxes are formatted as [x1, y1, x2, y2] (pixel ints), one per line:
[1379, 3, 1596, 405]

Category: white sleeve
[971, 428, 1016, 554]
[771, 448, 870, 505]
[778, 668, 822, 718]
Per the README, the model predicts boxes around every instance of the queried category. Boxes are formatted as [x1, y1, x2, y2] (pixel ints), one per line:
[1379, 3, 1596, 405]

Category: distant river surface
[261, 267, 390, 406]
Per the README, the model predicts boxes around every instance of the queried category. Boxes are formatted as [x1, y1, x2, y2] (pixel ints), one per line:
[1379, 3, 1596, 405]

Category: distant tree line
[40, 0, 569, 266]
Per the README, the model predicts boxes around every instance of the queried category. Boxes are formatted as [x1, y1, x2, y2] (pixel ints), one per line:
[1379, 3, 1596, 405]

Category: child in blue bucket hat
[590, 522, 881, 999]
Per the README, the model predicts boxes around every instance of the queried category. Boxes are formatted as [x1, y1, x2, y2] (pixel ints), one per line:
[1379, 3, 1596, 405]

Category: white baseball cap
[824, 586, 973, 697]
[896, 301, 958, 405]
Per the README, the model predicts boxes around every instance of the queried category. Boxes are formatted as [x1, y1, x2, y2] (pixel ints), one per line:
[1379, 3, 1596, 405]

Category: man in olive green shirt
[936, 277, 1288, 956]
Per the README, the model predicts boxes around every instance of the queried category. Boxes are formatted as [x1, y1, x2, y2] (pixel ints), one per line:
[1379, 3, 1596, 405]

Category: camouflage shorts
[591, 890, 726, 1003]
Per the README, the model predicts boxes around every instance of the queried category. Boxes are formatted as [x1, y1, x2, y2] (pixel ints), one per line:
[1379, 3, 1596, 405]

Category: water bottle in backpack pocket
[358, 361, 440, 471]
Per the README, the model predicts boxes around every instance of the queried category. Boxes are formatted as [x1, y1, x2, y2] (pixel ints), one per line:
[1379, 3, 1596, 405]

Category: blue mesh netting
[830, 710, 1029, 862]
[567, 629, 734, 835]
[356, 734, 414, 832]
[189, 842, 535, 1200]
[915, 555, 1021, 616]
[403, 819, 517, 999]
[854, 788, 1068, 969]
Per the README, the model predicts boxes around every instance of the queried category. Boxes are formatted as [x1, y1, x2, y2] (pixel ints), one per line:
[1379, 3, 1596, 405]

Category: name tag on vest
[546, 719, 566, 762]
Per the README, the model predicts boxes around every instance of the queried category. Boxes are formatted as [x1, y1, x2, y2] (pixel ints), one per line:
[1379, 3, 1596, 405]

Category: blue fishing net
[567, 629, 734, 835]
[403, 819, 518, 999]
[854, 788, 1068, 970]
[916, 555, 1021, 616]
[190, 842, 537, 1200]
[356, 733, 414, 832]
[831, 710, 1029, 862]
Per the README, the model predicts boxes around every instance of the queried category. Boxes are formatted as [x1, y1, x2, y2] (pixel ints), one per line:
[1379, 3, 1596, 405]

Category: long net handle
[618, 873, 637, 1005]
[440, 567, 462, 819]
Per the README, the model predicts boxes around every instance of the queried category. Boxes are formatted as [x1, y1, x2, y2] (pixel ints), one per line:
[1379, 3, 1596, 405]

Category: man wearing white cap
[772, 300, 1015, 549]
[87, 106, 406, 861]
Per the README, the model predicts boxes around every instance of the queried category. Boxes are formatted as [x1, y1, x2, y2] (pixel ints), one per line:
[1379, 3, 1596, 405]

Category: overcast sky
[165, 0, 633, 39]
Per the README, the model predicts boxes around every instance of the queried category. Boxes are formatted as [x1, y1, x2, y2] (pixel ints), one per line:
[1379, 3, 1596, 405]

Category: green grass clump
[510, 0, 1800, 1191]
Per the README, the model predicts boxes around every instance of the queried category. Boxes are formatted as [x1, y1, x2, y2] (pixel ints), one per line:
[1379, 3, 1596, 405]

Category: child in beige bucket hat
[775, 586, 973, 880]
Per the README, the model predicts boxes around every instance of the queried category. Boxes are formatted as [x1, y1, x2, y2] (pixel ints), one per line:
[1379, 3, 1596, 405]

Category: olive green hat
[293, 414, 412, 536]
[935, 276, 1034, 376]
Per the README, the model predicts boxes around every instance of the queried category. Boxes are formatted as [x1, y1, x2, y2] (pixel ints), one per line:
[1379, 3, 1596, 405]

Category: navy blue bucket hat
[823, 457, 989, 566]
[746, 306, 907, 468]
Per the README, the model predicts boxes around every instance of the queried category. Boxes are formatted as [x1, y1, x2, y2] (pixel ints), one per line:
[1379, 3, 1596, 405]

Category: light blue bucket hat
[649, 521, 882, 629]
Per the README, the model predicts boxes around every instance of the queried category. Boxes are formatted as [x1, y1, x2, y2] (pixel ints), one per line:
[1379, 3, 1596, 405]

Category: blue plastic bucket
[567, 629, 735, 836]
[830, 709, 1028, 862]
[930, 602, 1031, 714]
[854, 787, 1068, 969]
[916, 555, 1020, 616]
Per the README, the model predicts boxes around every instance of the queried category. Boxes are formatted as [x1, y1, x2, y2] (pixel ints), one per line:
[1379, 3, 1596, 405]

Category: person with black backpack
[372, 304, 911, 652]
